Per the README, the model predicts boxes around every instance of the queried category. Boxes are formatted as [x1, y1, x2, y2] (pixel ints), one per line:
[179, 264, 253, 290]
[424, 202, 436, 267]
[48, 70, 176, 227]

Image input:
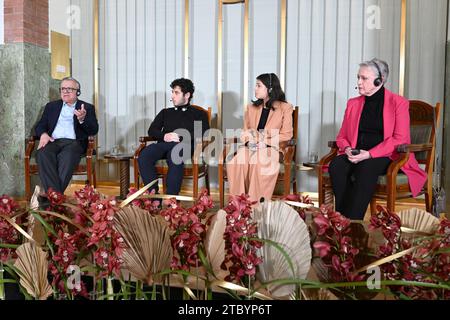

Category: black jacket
[34, 99, 99, 152]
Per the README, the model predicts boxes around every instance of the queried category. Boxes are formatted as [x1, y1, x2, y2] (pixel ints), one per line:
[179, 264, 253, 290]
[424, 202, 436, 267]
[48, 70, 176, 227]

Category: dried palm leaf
[28, 186, 45, 246]
[204, 210, 227, 279]
[252, 201, 312, 298]
[114, 206, 173, 285]
[398, 208, 439, 234]
[30, 185, 40, 210]
[13, 242, 53, 300]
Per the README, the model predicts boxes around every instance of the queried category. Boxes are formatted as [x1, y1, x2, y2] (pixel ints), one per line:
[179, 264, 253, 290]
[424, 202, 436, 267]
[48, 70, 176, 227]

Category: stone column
[0, 0, 50, 197]
[444, 39, 450, 217]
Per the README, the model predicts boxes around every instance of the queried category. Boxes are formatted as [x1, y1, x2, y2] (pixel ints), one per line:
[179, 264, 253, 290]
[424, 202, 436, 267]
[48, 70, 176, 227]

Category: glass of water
[308, 151, 319, 163]
[111, 145, 120, 155]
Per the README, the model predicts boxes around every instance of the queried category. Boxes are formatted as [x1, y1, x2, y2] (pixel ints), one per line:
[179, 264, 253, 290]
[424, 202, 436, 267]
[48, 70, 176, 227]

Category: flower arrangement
[1, 184, 449, 301]
[369, 205, 450, 299]
[126, 187, 161, 214]
[159, 190, 213, 271]
[281, 194, 314, 221]
[311, 205, 366, 287]
[0, 195, 22, 262]
[29, 186, 125, 299]
[221, 194, 263, 285]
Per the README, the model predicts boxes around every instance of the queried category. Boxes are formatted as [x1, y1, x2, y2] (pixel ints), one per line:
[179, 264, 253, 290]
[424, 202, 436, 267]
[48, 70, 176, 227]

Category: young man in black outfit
[137, 78, 209, 195]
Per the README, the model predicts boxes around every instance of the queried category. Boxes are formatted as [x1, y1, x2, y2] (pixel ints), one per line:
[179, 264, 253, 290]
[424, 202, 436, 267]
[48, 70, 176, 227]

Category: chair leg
[370, 198, 377, 215]
[318, 172, 324, 206]
[284, 164, 291, 196]
[133, 158, 140, 189]
[162, 176, 167, 194]
[93, 167, 97, 188]
[193, 177, 198, 199]
[293, 179, 297, 195]
[387, 193, 396, 213]
[25, 175, 31, 201]
[205, 171, 210, 195]
[425, 189, 432, 213]
[218, 165, 224, 208]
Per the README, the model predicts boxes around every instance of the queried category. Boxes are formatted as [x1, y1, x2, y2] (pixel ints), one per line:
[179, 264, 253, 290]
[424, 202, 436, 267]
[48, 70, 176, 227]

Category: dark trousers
[328, 154, 391, 220]
[138, 142, 188, 195]
[36, 139, 83, 194]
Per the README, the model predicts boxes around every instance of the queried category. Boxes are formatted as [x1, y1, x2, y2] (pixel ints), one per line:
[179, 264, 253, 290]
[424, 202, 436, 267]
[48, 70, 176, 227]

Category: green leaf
[0, 243, 21, 249]
[30, 211, 57, 237]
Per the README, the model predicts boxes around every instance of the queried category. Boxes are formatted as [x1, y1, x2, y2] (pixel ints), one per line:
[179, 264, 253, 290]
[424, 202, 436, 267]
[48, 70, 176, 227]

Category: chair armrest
[223, 137, 239, 145]
[280, 145, 295, 164]
[396, 143, 433, 153]
[279, 138, 296, 150]
[25, 136, 38, 158]
[328, 141, 337, 148]
[139, 136, 159, 143]
[192, 138, 204, 165]
[220, 137, 240, 165]
[134, 136, 159, 159]
[86, 136, 96, 158]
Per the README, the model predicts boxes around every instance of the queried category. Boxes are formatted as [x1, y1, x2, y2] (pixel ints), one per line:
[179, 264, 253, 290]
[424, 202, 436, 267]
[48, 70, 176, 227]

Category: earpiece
[372, 61, 383, 87]
[76, 89, 81, 96]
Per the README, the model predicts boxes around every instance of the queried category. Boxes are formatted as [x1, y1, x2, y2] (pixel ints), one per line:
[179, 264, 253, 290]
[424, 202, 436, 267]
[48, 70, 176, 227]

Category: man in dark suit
[35, 77, 99, 197]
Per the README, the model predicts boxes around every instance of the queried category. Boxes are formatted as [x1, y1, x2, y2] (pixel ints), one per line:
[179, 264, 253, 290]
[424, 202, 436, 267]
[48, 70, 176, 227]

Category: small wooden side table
[104, 153, 133, 199]
[297, 162, 320, 172]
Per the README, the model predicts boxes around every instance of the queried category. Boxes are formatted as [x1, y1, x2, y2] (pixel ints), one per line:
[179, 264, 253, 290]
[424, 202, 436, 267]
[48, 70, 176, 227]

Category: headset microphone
[268, 73, 273, 94]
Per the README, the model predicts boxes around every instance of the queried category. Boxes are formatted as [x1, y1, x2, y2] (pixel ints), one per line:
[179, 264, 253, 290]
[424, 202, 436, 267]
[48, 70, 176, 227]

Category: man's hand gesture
[74, 104, 87, 123]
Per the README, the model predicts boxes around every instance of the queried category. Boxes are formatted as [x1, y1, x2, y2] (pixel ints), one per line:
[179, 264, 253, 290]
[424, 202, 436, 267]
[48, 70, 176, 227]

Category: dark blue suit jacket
[35, 99, 99, 152]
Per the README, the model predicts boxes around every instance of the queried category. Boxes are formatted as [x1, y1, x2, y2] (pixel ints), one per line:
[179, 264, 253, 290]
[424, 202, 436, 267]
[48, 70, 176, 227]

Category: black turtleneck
[257, 107, 271, 131]
[356, 86, 385, 150]
[147, 103, 210, 147]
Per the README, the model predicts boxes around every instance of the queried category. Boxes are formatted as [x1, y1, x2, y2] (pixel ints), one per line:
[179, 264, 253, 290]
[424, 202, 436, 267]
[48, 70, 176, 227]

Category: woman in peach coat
[226, 73, 293, 203]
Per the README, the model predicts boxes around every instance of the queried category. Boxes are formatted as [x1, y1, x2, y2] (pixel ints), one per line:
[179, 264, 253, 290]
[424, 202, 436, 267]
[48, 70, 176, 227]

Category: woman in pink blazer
[329, 58, 427, 220]
[227, 73, 293, 204]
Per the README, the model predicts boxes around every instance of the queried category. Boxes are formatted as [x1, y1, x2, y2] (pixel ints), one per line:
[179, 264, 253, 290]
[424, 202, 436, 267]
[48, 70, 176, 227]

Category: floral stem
[96, 278, 103, 300]
[136, 280, 143, 300]
[0, 262, 5, 300]
[107, 277, 114, 300]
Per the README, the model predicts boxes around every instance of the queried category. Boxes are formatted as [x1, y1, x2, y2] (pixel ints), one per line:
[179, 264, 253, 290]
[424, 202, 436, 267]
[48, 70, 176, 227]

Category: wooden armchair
[24, 136, 97, 200]
[218, 106, 298, 208]
[133, 105, 211, 198]
[318, 100, 442, 214]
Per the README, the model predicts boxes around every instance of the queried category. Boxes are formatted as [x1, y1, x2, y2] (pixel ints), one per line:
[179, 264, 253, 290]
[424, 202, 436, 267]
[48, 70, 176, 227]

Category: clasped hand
[164, 132, 180, 142]
[345, 147, 371, 164]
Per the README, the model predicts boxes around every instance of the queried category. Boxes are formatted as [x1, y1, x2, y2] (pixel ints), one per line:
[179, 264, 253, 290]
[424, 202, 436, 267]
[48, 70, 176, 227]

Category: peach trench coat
[226, 101, 293, 202]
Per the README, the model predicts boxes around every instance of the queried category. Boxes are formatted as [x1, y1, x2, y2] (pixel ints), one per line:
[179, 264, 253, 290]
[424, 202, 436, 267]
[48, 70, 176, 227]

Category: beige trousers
[226, 146, 280, 203]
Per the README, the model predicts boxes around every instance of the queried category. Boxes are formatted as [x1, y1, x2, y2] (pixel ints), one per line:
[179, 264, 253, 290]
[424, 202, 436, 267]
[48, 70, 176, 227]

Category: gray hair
[61, 76, 81, 90]
[359, 58, 389, 84]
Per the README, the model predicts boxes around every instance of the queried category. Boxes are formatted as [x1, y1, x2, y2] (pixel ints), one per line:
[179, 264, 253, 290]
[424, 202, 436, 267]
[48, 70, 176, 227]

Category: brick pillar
[4, 0, 48, 48]
[0, 0, 50, 197]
